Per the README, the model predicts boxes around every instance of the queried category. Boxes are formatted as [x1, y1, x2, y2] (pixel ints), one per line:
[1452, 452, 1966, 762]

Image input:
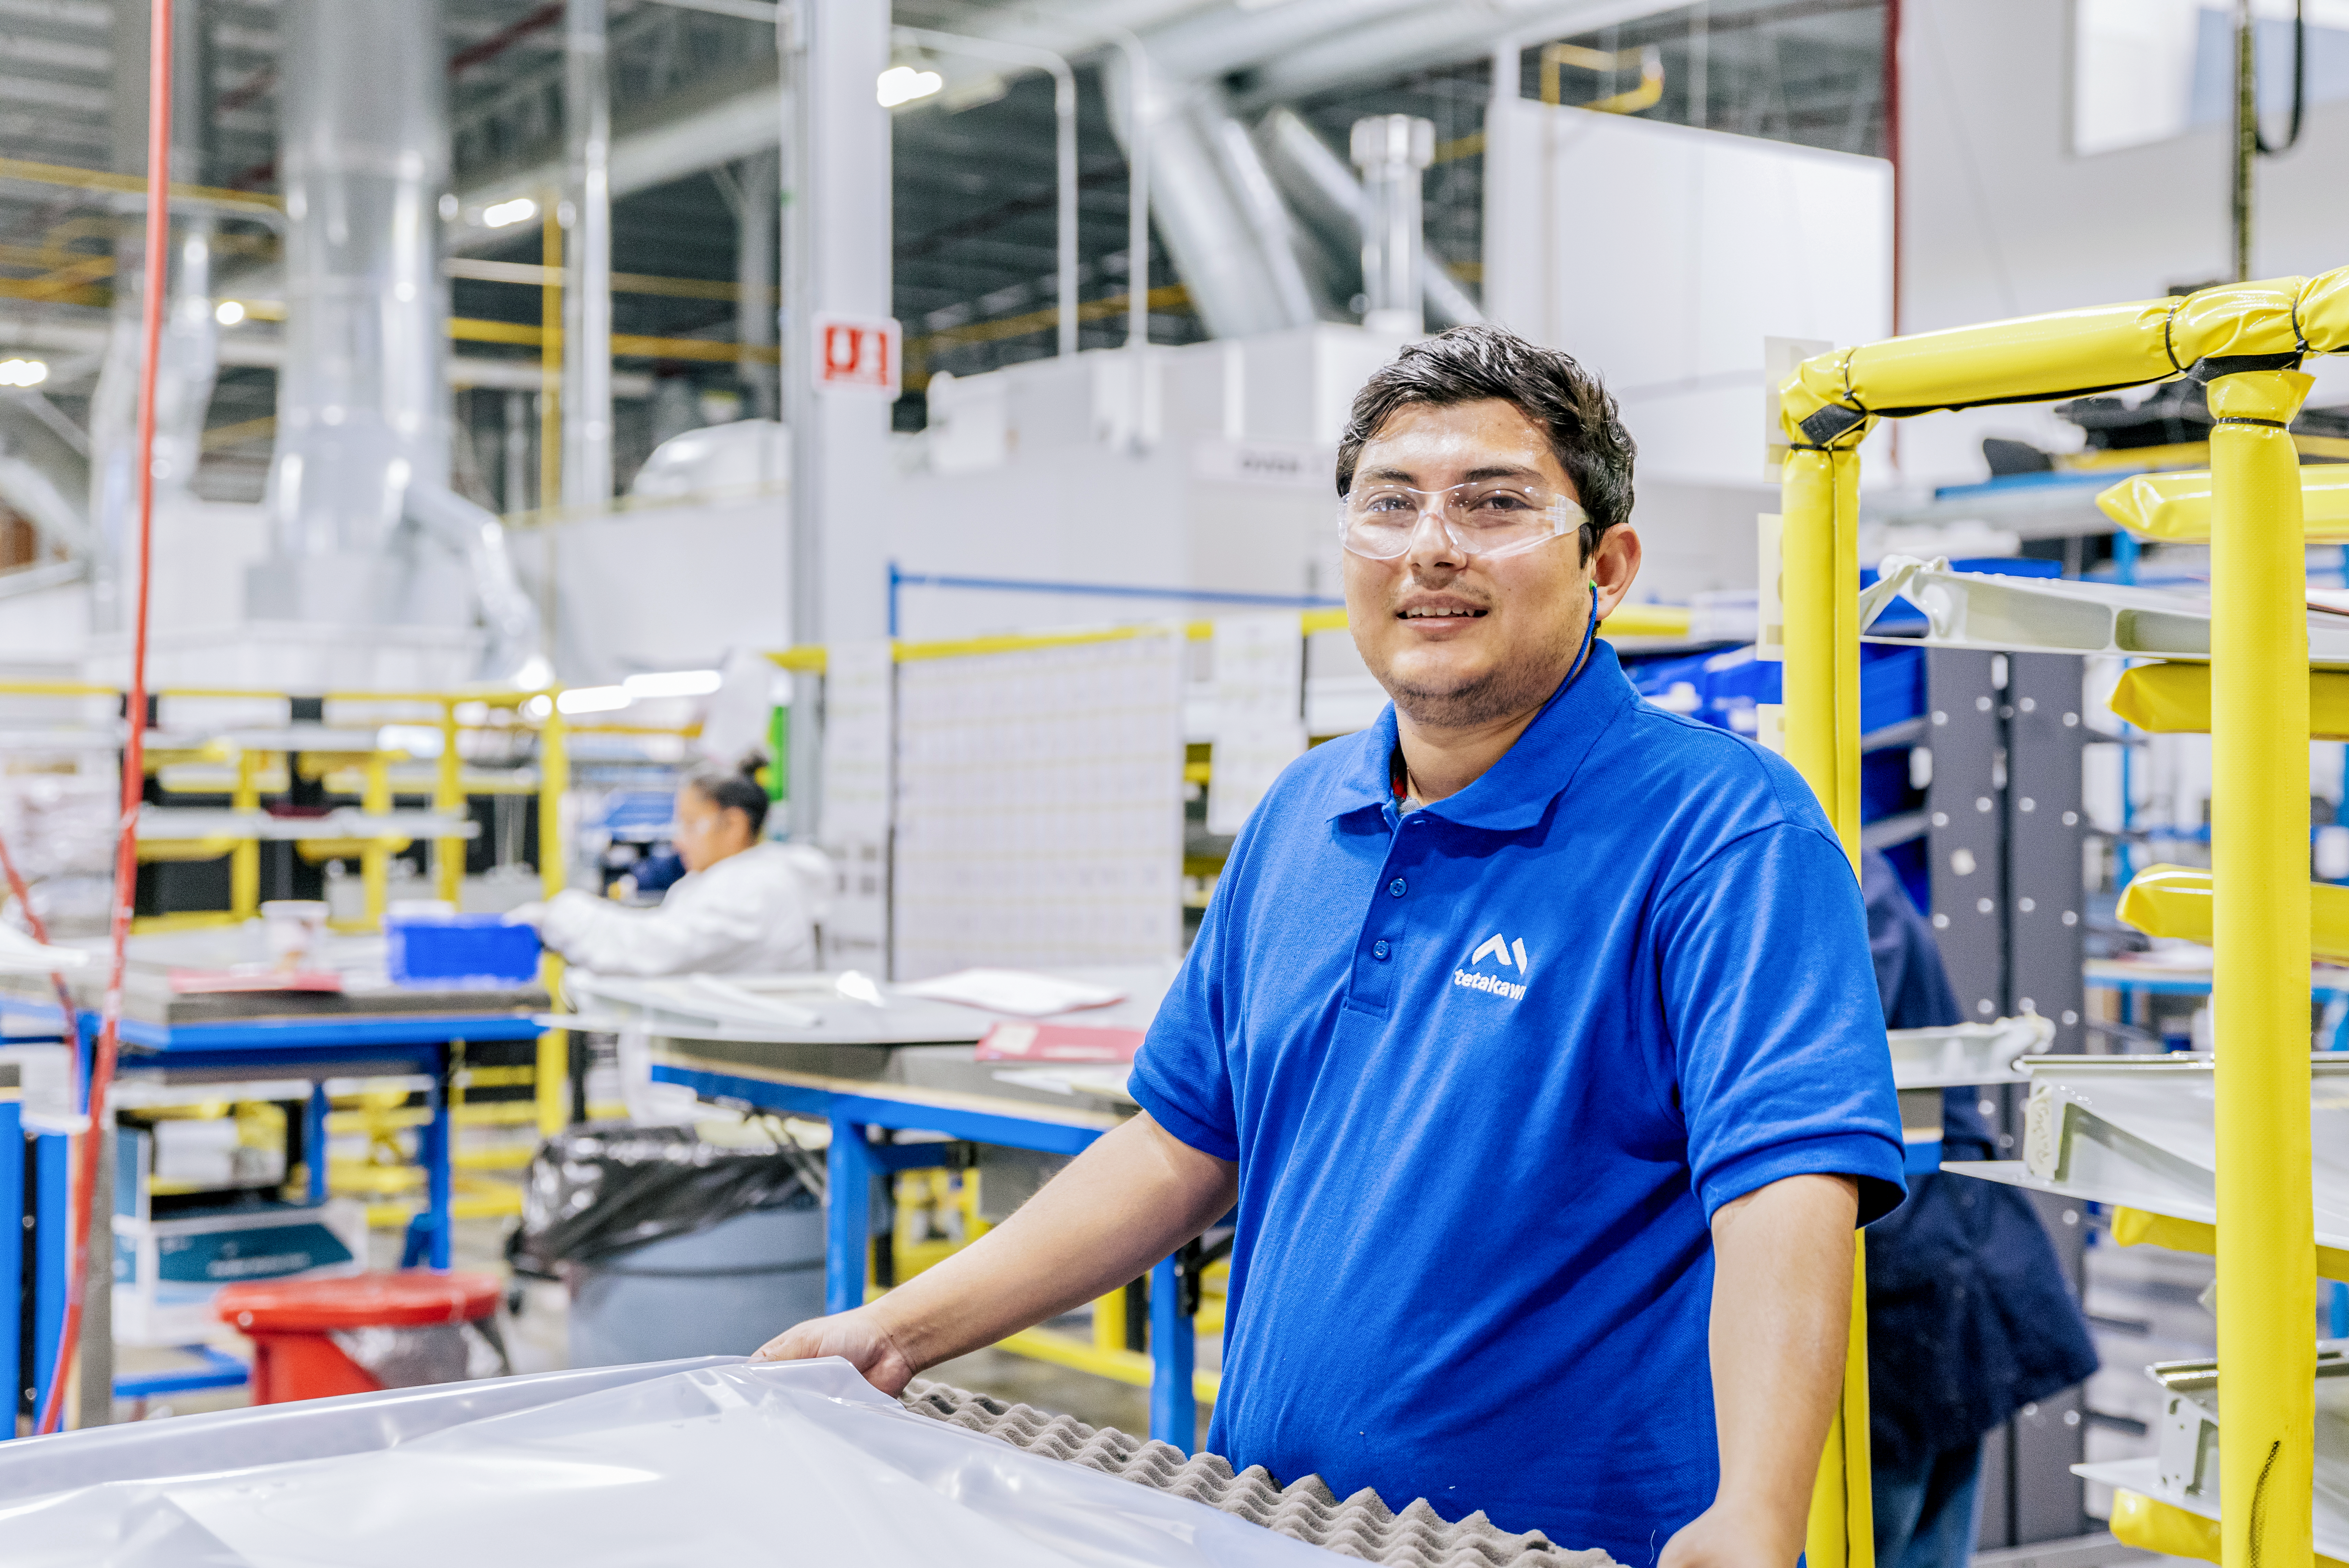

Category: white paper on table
[896, 967, 1126, 1016]
[0, 924, 90, 974]
[1206, 613, 1306, 837]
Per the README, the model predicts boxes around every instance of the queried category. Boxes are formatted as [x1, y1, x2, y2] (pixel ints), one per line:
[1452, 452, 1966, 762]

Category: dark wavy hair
[685, 754, 770, 836]
[1335, 324, 1636, 561]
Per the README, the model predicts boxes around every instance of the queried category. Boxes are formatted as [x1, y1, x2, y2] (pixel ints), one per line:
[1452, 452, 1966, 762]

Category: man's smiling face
[1343, 397, 1631, 730]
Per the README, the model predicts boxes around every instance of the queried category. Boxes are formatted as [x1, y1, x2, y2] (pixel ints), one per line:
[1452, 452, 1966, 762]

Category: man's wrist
[1707, 1486, 1808, 1554]
[863, 1292, 935, 1377]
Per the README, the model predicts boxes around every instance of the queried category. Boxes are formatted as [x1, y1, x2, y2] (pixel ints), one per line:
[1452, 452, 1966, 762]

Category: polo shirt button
[1372, 939, 1391, 960]
[1387, 878, 1406, 897]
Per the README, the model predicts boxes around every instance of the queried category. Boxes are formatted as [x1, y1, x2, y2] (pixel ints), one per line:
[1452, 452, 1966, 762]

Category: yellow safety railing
[2100, 463, 2349, 540]
[2110, 661, 2349, 739]
[760, 600, 1696, 675]
[1779, 264, 2349, 1568]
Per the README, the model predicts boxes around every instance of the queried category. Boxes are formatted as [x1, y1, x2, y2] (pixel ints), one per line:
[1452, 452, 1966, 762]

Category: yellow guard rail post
[435, 698, 466, 906]
[1780, 391, 1875, 1568]
[1780, 266, 2349, 1568]
[536, 697, 571, 1137]
[2210, 361, 2318, 1568]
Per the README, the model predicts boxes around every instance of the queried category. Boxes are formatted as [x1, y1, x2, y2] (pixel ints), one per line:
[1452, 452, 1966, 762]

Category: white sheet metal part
[1860, 554, 2349, 667]
[561, 962, 1176, 1047]
[1887, 1013, 2051, 1088]
[0, 1357, 1344, 1566]
[1945, 1054, 2349, 1248]
[2075, 1351, 2349, 1562]
[0, 925, 92, 975]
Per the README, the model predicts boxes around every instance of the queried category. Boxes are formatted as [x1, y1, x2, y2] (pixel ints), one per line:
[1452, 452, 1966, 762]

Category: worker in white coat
[515, 761, 830, 976]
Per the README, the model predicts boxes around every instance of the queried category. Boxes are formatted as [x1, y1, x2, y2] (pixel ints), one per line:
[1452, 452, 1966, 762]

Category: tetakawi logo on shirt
[1454, 933, 1530, 1001]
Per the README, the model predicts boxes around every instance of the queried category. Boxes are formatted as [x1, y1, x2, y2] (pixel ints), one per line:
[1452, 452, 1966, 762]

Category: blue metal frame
[887, 560, 1344, 639]
[0, 1094, 18, 1423]
[656, 1060, 1201, 1450]
[2, 998, 524, 1437]
[31, 1131, 67, 1424]
[113, 1343, 248, 1401]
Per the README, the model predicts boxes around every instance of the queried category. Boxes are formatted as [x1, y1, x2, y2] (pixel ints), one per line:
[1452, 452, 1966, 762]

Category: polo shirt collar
[1321, 640, 1639, 831]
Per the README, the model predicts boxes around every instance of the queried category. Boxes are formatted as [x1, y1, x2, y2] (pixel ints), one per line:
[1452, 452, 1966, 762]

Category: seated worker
[1858, 850, 2097, 1568]
[514, 758, 829, 975]
[757, 326, 1905, 1568]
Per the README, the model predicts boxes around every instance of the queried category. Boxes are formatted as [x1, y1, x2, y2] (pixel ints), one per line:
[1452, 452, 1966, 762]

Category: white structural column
[737, 147, 781, 418]
[562, 0, 615, 507]
[783, 0, 894, 843]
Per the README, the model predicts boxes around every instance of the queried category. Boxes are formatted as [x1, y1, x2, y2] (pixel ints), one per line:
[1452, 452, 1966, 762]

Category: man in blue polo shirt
[759, 325, 1905, 1567]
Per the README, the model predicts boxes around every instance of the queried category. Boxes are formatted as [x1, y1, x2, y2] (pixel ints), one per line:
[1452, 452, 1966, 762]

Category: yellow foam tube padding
[2099, 465, 2349, 541]
[1597, 604, 1693, 638]
[2115, 863, 2349, 963]
[1777, 269, 2349, 440]
[2112, 1206, 2349, 1283]
[2112, 1488, 2349, 1568]
[2111, 662, 2349, 739]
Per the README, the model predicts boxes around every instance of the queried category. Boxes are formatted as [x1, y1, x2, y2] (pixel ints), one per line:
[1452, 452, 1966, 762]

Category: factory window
[2074, 0, 2349, 157]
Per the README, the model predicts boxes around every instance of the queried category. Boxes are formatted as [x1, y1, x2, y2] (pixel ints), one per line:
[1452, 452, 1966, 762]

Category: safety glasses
[1337, 479, 1588, 562]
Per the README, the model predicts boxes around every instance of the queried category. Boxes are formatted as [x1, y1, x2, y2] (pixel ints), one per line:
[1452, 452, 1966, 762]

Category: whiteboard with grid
[891, 633, 1184, 980]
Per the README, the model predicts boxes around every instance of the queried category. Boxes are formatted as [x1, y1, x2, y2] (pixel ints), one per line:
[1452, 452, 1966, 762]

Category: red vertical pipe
[37, 0, 171, 1436]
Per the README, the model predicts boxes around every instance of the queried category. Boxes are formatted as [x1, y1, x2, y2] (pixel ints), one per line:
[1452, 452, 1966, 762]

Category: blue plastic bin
[385, 913, 542, 989]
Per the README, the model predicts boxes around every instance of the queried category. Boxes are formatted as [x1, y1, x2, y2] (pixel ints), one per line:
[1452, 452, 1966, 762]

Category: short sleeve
[1656, 823, 1907, 1224]
[1128, 884, 1241, 1163]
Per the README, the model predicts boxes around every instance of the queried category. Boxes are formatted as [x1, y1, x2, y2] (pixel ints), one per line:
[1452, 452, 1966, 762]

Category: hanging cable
[35, 0, 171, 1437]
[2256, 0, 2308, 157]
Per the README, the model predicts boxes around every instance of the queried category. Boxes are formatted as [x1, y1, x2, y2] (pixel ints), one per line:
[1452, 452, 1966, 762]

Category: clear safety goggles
[1338, 479, 1589, 562]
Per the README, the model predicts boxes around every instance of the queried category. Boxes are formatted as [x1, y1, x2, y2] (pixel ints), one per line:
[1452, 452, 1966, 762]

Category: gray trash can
[567, 1194, 826, 1367]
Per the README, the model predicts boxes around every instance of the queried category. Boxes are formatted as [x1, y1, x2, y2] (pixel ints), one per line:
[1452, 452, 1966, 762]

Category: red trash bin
[216, 1271, 504, 1404]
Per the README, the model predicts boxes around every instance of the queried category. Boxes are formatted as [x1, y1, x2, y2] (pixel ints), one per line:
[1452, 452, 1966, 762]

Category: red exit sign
[813, 313, 901, 396]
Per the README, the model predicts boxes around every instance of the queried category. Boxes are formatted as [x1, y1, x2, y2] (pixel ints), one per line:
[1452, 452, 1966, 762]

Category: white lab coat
[538, 842, 831, 977]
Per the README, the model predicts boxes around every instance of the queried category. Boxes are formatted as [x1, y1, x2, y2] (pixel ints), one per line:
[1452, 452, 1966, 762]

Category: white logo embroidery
[1467, 933, 1529, 976]
[1455, 933, 1530, 1001]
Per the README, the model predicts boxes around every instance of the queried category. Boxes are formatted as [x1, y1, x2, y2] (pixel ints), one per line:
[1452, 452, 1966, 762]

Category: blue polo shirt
[1128, 642, 1904, 1565]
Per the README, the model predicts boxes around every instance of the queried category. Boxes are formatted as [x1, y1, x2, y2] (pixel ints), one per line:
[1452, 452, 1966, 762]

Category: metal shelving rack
[1778, 267, 2349, 1568]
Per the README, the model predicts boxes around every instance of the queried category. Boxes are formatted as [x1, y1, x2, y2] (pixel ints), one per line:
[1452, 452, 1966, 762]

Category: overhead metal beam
[446, 64, 780, 253]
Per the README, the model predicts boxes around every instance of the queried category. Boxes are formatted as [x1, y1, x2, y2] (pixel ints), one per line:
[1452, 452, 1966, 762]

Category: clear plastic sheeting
[0, 1357, 1343, 1567]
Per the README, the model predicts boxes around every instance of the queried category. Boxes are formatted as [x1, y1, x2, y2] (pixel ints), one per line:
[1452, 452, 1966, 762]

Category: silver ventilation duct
[0, 397, 94, 564]
[1102, 56, 1322, 340]
[253, 0, 543, 685]
[87, 0, 216, 632]
[1257, 107, 1482, 332]
[562, 0, 615, 506]
[1350, 115, 1434, 336]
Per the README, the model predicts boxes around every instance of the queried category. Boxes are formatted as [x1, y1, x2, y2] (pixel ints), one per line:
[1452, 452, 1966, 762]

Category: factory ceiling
[0, 0, 1885, 509]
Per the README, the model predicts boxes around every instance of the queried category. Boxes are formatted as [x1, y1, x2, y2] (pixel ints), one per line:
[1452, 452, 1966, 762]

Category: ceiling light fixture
[214, 299, 246, 325]
[621, 669, 725, 699]
[0, 358, 47, 387]
[555, 686, 632, 715]
[482, 196, 538, 229]
[876, 64, 943, 108]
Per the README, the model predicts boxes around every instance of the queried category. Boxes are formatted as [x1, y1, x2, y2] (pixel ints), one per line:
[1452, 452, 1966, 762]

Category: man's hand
[1659, 1500, 1801, 1568]
[742, 1113, 1237, 1391]
[753, 1304, 918, 1395]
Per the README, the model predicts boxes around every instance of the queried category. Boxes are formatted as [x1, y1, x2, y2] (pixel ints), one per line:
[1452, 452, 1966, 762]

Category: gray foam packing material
[903, 1380, 1619, 1568]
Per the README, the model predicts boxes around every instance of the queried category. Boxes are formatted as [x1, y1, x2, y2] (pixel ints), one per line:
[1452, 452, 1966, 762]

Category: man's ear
[1590, 526, 1643, 620]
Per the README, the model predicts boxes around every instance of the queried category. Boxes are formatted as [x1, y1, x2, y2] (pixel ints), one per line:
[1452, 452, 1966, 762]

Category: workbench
[0, 928, 545, 1435]
[568, 964, 1214, 1449]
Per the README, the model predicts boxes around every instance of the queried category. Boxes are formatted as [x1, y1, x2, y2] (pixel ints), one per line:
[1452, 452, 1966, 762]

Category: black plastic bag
[510, 1124, 823, 1278]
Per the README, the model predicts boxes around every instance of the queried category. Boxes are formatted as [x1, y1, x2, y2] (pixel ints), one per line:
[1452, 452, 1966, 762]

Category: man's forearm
[868, 1112, 1238, 1373]
[1706, 1174, 1860, 1553]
